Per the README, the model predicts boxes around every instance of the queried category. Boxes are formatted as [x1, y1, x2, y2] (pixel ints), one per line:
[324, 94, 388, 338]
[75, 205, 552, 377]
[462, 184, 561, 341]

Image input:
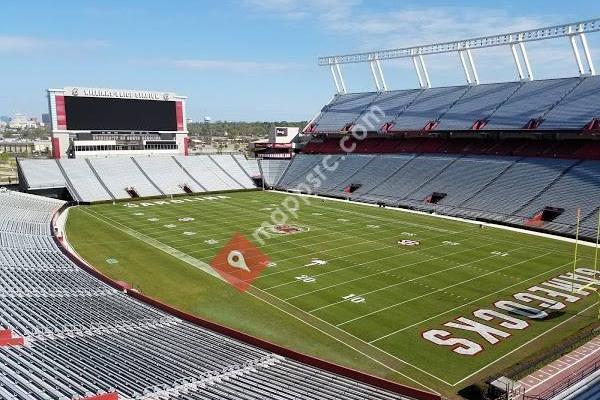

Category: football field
[65, 190, 600, 397]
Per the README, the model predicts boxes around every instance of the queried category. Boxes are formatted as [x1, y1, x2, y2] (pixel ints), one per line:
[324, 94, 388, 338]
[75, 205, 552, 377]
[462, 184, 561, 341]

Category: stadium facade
[47, 87, 190, 159]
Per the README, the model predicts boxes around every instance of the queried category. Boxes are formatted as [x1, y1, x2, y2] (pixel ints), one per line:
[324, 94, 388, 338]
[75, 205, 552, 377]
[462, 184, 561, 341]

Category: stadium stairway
[171, 156, 207, 192]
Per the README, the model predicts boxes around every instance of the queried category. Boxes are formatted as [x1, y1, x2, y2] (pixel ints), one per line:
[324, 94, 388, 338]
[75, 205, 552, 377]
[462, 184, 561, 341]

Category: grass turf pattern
[65, 190, 599, 397]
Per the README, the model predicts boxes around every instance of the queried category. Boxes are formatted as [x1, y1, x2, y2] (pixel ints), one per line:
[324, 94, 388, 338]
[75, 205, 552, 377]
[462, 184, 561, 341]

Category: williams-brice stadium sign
[65, 87, 174, 101]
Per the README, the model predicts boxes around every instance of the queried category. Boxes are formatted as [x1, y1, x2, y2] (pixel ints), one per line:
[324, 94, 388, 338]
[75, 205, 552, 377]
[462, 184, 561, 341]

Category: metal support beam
[368, 58, 388, 91]
[459, 50, 472, 84]
[580, 33, 596, 75]
[375, 59, 388, 91]
[458, 48, 479, 85]
[466, 49, 479, 84]
[319, 18, 600, 66]
[509, 37, 533, 81]
[369, 61, 380, 91]
[412, 55, 431, 88]
[420, 55, 432, 88]
[510, 43, 525, 80]
[520, 41, 534, 80]
[335, 63, 347, 93]
[570, 31, 586, 75]
[319, 18, 599, 91]
[330, 65, 341, 93]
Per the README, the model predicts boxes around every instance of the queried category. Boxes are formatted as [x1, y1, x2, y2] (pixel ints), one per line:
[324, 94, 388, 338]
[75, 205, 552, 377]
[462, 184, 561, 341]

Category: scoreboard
[47, 87, 189, 159]
[48, 87, 186, 133]
[64, 96, 178, 131]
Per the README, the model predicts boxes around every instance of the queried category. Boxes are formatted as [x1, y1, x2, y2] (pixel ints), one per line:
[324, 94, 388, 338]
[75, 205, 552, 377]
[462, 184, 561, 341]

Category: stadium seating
[174, 155, 244, 192]
[277, 152, 600, 239]
[18, 155, 263, 202]
[435, 82, 522, 130]
[89, 157, 163, 199]
[233, 154, 261, 178]
[58, 159, 112, 202]
[308, 76, 600, 133]
[0, 189, 410, 400]
[17, 159, 65, 189]
[259, 159, 290, 187]
[485, 78, 581, 129]
[133, 156, 204, 195]
[313, 92, 380, 132]
[209, 154, 256, 188]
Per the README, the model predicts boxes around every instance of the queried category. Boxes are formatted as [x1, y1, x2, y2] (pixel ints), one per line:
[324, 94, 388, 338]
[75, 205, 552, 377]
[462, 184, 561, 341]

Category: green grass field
[65, 190, 600, 398]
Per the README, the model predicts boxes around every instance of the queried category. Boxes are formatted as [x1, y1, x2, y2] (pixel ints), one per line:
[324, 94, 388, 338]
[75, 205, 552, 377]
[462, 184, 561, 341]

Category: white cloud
[242, 1, 582, 84]
[0, 35, 109, 53]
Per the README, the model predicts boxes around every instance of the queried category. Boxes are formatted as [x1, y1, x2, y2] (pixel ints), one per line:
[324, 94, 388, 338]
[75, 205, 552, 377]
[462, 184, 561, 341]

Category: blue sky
[1, 0, 600, 121]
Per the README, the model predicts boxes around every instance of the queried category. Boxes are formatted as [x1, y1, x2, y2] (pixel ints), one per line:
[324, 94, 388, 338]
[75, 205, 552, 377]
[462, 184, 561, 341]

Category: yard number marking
[491, 251, 509, 257]
[296, 275, 316, 283]
[343, 294, 366, 303]
[305, 259, 327, 267]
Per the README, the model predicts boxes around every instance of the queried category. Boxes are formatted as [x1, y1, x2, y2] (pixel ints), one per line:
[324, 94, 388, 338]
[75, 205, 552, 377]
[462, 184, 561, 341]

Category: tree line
[187, 121, 308, 138]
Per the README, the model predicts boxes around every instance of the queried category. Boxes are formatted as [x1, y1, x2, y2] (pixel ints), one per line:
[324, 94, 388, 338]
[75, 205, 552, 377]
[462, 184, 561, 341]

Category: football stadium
[2, 12, 600, 400]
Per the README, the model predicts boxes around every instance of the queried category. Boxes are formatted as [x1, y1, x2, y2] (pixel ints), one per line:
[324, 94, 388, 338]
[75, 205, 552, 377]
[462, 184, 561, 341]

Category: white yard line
[79, 208, 223, 280]
[337, 251, 551, 327]
[369, 259, 579, 343]
[262, 230, 486, 291]
[287, 242, 494, 301]
[452, 301, 600, 387]
[242, 289, 443, 394]
[270, 190, 600, 248]
[521, 341, 600, 394]
[308, 246, 516, 312]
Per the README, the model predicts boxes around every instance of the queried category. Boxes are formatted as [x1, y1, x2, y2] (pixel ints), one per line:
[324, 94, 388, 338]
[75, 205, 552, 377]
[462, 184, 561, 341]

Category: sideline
[268, 190, 600, 248]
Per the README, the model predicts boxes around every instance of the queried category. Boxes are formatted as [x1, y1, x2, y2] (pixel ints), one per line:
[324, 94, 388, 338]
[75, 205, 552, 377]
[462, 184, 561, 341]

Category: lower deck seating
[259, 159, 290, 187]
[277, 152, 600, 239]
[89, 157, 163, 199]
[133, 156, 204, 194]
[18, 155, 263, 202]
[58, 159, 111, 202]
[0, 190, 410, 400]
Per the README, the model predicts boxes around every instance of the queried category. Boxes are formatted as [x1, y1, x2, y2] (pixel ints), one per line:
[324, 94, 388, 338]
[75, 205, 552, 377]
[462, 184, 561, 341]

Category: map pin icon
[227, 250, 250, 272]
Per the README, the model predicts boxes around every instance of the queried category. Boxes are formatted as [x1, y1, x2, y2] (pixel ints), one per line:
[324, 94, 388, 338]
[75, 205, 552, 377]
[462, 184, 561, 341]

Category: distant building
[249, 127, 307, 159]
[42, 113, 51, 125]
[8, 114, 39, 129]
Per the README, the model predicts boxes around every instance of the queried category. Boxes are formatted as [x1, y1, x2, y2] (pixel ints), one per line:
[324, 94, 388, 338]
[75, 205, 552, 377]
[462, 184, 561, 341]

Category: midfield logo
[210, 232, 270, 292]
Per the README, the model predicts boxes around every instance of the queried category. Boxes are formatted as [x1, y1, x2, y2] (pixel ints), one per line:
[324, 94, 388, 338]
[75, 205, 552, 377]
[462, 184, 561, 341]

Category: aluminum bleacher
[17, 159, 65, 190]
[485, 78, 581, 129]
[308, 76, 600, 134]
[0, 189, 414, 400]
[259, 159, 290, 187]
[209, 154, 255, 189]
[174, 155, 243, 192]
[89, 157, 163, 199]
[277, 152, 600, 239]
[133, 156, 204, 195]
[314, 92, 380, 132]
[58, 159, 111, 202]
[233, 154, 261, 179]
[435, 82, 521, 130]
